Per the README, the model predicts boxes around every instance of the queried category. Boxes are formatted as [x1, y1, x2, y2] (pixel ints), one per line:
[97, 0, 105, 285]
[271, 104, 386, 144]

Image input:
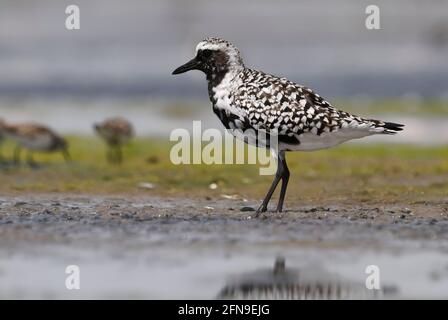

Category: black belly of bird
[212, 106, 300, 150]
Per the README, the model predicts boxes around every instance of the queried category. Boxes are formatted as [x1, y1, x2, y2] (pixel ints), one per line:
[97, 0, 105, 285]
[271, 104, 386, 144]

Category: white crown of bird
[196, 37, 244, 70]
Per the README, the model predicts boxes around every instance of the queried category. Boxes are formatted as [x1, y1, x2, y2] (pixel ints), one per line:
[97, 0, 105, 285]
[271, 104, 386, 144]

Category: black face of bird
[172, 48, 229, 76]
[93, 123, 107, 139]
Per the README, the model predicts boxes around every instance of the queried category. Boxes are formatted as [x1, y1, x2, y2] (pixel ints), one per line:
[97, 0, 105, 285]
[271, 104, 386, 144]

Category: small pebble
[240, 206, 255, 212]
[209, 183, 218, 190]
[221, 194, 239, 200]
[138, 182, 155, 190]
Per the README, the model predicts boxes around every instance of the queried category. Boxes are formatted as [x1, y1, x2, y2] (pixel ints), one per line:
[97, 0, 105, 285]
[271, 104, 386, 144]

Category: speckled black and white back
[200, 37, 403, 151]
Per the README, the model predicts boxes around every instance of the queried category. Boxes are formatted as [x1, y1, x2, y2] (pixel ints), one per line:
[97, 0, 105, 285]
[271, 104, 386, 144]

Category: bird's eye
[202, 49, 213, 58]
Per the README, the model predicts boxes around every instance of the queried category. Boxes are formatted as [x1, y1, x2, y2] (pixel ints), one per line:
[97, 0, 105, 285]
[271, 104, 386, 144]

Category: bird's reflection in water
[217, 257, 398, 300]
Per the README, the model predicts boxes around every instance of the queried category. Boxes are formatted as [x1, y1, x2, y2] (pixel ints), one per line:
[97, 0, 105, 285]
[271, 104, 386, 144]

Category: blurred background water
[0, 0, 447, 138]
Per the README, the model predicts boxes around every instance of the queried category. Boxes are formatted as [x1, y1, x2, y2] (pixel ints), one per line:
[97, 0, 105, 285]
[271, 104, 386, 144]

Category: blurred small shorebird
[94, 117, 134, 164]
[173, 37, 404, 215]
[0, 120, 70, 167]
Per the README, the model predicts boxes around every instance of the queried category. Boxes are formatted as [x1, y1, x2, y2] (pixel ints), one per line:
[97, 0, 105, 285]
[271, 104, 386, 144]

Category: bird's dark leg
[106, 146, 113, 163]
[276, 151, 290, 212]
[116, 145, 123, 164]
[26, 150, 37, 168]
[62, 148, 71, 162]
[107, 145, 121, 164]
[255, 151, 285, 216]
[13, 145, 22, 165]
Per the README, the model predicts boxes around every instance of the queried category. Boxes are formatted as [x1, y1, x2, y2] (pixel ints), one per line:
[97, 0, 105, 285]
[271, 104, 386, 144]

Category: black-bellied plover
[172, 37, 404, 215]
[0, 120, 70, 166]
[94, 117, 134, 163]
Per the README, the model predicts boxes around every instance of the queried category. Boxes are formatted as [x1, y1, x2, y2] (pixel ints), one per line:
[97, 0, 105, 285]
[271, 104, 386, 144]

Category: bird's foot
[255, 204, 268, 217]
[254, 205, 285, 217]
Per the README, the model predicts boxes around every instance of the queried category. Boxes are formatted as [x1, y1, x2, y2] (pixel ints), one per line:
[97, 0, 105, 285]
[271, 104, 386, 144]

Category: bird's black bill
[62, 149, 71, 162]
[172, 57, 199, 75]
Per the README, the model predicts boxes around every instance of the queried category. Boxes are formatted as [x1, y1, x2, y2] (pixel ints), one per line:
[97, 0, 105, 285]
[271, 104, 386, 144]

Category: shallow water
[0, 99, 446, 145]
[3, 245, 448, 299]
[1, 195, 448, 299]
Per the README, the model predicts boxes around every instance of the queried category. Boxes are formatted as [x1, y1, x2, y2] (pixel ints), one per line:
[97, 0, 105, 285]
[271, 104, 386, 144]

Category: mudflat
[0, 194, 447, 299]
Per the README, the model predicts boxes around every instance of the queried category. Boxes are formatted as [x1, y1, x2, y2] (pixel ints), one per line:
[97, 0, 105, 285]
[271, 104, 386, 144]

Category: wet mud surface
[1, 194, 448, 299]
